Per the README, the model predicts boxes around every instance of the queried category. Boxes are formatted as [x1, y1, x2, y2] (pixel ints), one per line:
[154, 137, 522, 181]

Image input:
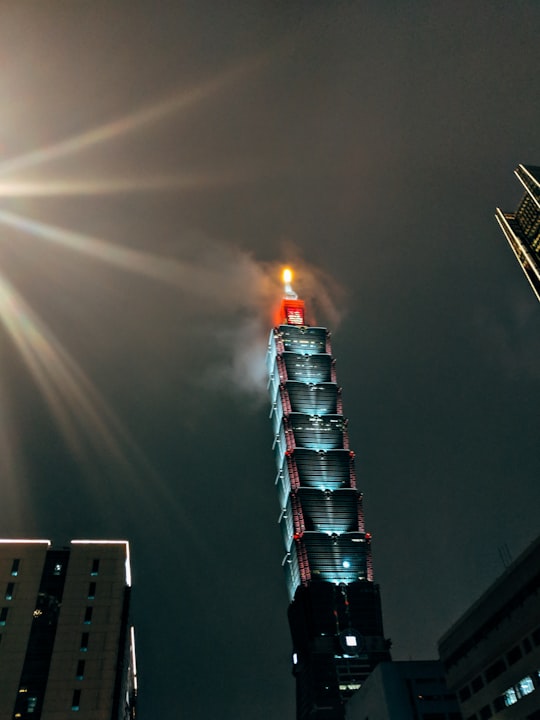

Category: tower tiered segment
[267, 270, 390, 720]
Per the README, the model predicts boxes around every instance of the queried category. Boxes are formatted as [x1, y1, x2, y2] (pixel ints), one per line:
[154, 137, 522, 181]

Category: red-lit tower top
[277, 267, 306, 327]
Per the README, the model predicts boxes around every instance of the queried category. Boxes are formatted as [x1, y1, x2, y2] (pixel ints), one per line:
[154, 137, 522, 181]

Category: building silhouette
[0, 539, 137, 720]
[439, 534, 540, 720]
[267, 273, 390, 720]
[496, 164, 540, 301]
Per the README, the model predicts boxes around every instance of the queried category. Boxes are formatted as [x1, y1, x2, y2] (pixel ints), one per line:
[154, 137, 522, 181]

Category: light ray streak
[0, 170, 247, 197]
[0, 208, 178, 282]
[0, 269, 213, 547]
[0, 270, 134, 467]
[0, 52, 270, 177]
[0, 209, 241, 299]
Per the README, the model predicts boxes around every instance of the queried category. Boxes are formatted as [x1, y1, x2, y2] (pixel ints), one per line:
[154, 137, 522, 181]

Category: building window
[80, 633, 89, 652]
[72, 689, 81, 711]
[517, 675, 535, 698]
[507, 645, 522, 665]
[523, 636, 532, 653]
[83, 607, 93, 624]
[75, 660, 85, 680]
[532, 627, 540, 646]
[90, 559, 99, 576]
[471, 675, 484, 693]
[27, 696, 37, 714]
[479, 706, 492, 720]
[485, 658, 506, 682]
[459, 685, 471, 702]
[5, 583, 14, 600]
[87, 582, 96, 600]
[11, 559, 20, 576]
[0, 608, 8, 626]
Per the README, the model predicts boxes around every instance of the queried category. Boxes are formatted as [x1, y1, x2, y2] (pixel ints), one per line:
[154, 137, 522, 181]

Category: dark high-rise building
[496, 164, 540, 301]
[267, 271, 390, 720]
[0, 539, 137, 720]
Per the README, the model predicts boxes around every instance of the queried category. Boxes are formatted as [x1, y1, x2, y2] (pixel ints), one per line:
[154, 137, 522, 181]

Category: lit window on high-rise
[504, 687, 517, 706]
[517, 675, 534, 697]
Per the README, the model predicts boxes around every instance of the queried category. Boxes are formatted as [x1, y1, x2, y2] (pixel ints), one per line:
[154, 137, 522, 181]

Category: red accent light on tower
[282, 300, 305, 326]
[277, 266, 306, 326]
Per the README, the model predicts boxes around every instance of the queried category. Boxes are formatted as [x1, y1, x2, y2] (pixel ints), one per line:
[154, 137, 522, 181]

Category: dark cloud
[0, 3, 538, 718]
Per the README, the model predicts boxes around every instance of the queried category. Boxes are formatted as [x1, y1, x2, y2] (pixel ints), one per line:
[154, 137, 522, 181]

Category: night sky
[0, 3, 539, 719]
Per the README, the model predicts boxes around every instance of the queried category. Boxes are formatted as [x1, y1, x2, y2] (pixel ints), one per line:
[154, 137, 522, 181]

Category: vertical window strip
[72, 688, 81, 711]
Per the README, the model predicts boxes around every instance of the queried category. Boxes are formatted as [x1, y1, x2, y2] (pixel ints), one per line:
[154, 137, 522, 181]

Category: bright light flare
[0, 49, 274, 178]
[0, 46, 289, 545]
[282, 266, 298, 300]
[0, 173, 244, 198]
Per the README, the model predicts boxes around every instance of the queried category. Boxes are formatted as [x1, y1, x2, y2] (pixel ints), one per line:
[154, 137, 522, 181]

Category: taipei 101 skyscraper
[267, 270, 390, 720]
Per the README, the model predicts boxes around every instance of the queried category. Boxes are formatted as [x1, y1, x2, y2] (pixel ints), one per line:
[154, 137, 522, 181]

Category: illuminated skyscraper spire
[267, 269, 390, 720]
[282, 267, 298, 299]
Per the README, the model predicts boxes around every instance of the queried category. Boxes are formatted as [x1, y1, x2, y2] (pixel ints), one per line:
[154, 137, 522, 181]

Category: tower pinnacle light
[267, 270, 390, 720]
[282, 267, 298, 299]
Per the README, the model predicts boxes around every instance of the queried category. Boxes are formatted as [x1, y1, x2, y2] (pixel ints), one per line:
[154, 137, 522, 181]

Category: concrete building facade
[0, 539, 136, 720]
[346, 660, 461, 720]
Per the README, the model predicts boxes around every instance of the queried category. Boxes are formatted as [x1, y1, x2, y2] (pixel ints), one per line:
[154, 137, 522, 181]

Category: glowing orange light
[282, 267, 293, 284]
